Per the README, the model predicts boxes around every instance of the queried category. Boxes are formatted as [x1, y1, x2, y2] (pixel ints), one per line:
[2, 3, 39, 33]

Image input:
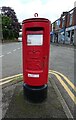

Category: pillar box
[22, 17, 51, 102]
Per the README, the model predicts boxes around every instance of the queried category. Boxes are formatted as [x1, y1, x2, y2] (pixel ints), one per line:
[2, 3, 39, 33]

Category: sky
[0, 0, 76, 23]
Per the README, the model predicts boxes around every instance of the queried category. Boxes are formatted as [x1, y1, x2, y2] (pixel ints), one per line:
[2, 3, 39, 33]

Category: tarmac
[2, 77, 67, 119]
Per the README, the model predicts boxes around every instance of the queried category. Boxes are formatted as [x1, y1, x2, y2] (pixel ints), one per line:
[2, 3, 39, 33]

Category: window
[62, 16, 65, 27]
[70, 13, 73, 25]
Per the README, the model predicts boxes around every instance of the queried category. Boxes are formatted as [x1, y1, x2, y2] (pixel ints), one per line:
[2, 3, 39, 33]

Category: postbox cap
[22, 18, 50, 24]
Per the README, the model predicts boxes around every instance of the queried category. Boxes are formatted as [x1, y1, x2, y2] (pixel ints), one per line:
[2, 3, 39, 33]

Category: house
[51, 7, 76, 45]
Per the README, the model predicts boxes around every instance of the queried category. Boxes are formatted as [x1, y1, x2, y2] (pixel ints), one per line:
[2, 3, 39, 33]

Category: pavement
[2, 77, 67, 119]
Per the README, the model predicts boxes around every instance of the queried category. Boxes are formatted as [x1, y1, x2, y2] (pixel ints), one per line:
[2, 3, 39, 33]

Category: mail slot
[22, 17, 51, 102]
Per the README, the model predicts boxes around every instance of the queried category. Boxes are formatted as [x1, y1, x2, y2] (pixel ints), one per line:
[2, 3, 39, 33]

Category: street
[1, 42, 22, 78]
[1, 42, 75, 118]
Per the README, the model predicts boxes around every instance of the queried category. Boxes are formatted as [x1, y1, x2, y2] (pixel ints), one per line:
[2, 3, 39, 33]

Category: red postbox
[22, 17, 51, 102]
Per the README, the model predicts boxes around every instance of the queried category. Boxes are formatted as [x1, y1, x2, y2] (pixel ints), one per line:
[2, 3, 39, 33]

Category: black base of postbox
[23, 83, 48, 103]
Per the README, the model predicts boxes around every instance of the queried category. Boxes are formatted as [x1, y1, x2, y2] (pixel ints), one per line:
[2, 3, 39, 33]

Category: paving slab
[3, 80, 67, 119]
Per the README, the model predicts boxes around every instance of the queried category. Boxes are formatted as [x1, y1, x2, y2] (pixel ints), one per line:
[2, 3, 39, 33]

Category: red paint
[22, 18, 51, 86]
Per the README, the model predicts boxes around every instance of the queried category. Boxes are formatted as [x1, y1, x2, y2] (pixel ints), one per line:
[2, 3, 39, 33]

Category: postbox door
[24, 30, 49, 86]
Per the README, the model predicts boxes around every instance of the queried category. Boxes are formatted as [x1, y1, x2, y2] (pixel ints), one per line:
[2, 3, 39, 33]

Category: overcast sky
[0, 0, 75, 23]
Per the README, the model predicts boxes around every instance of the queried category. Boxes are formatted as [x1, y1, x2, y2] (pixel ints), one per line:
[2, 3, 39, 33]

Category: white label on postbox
[27, 34, 43, 46]
[28, 74, 39, 78]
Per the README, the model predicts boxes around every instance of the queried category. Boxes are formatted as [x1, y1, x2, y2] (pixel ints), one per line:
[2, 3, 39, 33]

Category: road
[1, 42, 22, 78]
[50, 44, 74, 84]
[0, 42, 75, 117]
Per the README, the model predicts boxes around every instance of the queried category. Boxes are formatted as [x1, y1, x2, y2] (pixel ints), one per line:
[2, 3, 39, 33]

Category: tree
[0, 14, 3, 41]
[1, 6, 20, 41]
[2, 16, 11, 40]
